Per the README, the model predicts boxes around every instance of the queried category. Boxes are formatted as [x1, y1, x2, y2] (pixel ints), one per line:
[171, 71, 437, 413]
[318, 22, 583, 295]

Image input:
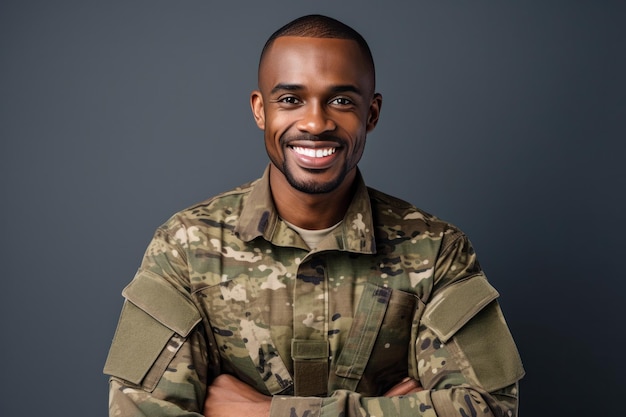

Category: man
[104, 14, 524, 417]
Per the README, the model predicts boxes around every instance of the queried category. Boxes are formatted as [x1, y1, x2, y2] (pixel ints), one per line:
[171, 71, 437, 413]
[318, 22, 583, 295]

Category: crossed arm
[204, 374, 423, 417]
[107, 229, 523, 416]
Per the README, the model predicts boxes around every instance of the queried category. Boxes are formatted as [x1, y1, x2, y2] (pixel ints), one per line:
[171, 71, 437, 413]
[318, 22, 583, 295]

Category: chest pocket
[330, 283, 425, 396]
[201, 277, 294, 395]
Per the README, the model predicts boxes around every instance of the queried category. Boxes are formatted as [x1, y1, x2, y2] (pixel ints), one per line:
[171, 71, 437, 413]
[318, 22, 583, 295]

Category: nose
[296, 101, 336, 135]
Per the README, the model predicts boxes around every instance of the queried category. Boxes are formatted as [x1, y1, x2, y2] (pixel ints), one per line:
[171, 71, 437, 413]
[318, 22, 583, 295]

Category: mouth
[287, 143, 340, 170]
[291, 146, 337, 158]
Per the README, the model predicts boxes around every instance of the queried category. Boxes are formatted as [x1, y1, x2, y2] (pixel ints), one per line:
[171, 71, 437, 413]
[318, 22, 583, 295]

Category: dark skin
[203, 36, 421, 417]
[204, 374, 423, 417]
[252, 36, 381, 230]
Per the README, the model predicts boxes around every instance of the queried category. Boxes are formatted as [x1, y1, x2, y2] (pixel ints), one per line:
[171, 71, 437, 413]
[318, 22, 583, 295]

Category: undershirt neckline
[282, 219, 342, 250]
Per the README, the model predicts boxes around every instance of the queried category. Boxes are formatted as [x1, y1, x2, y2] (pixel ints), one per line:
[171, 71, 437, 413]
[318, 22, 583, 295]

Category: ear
[250, 90, 265, 130]
[366, 93, 383, 132]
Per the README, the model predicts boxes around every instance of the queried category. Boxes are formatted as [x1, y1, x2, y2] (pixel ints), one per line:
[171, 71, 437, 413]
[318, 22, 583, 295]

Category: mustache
[279, 133, 346, 146]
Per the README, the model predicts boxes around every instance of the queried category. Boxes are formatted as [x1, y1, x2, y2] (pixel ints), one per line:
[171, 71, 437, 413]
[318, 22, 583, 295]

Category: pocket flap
[422, 275, 499, 342]
[104, 301, 175, 386]
[123, 270, 201, 337]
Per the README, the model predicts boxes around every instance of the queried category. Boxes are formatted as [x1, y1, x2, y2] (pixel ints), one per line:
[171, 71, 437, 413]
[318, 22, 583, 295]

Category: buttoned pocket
[331, 284, 424, 395]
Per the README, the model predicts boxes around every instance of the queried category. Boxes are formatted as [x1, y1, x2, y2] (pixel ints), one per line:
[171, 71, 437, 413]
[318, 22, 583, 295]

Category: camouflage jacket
[104, 167, 524, 417]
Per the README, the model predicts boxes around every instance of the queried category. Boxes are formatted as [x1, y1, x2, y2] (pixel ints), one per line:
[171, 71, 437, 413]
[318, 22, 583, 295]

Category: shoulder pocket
[422, 275, 524, 391]
[422, 275, 498, 342]
[103, 271, 201, 390]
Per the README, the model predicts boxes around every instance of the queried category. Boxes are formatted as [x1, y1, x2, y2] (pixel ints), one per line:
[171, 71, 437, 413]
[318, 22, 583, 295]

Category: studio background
[1, 1, 624, 415]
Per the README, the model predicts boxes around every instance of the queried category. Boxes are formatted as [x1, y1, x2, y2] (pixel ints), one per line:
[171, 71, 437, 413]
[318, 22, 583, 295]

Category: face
[251, 36, 382, 194]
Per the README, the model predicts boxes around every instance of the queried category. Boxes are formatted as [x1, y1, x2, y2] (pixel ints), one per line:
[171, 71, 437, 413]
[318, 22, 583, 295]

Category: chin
[285, 171, 346, 195]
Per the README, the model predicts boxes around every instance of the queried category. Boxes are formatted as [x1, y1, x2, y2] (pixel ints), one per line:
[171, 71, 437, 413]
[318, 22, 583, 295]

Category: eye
[277, 96, 301, 105]
[329, 97, 353, 106]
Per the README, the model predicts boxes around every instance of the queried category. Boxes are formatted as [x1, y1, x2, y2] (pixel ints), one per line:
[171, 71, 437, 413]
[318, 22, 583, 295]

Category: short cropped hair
[259, 15, 376, 84]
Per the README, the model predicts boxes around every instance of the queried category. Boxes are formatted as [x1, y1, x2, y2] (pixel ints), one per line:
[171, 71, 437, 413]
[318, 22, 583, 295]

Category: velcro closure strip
[291, 339, 329, 360]
[123, 270, 201, 337]
[292, 340, 329, 396]
[422, 275, 499, 342]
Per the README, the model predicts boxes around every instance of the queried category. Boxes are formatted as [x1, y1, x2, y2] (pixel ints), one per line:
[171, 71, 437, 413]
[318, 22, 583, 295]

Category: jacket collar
[235, 165, 376, 254]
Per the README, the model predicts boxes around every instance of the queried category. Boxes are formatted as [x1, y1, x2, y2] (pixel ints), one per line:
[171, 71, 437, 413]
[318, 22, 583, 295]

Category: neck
[269, 164, 356, 230]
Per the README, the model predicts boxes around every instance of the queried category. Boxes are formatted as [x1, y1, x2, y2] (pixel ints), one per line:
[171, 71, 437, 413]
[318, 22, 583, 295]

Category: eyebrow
[270, 83, 363, 96]
[270, 83, 303, 94]
[329, 85, 362, 96]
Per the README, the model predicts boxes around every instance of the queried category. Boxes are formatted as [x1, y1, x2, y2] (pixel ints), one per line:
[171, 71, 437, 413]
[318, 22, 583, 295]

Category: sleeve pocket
[421, 275, 524, 392]
[422, 275, 499, 342]
[103, 270, 201, 391]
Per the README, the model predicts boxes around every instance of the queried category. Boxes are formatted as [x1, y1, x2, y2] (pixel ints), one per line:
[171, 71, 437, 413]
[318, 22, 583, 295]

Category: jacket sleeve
[270, 231, 525, 417]
[108, 329, 208, 417]
[104, 225, 214, 417]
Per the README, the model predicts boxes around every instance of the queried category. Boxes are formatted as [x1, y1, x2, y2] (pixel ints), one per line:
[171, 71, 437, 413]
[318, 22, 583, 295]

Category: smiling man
[255, 35, 378, 196]
[105, 15, 524, 417]
[252, 33, 380, 230]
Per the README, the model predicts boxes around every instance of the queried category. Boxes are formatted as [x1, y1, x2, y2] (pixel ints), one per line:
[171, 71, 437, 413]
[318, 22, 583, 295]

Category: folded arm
[204, 233, 524, 417]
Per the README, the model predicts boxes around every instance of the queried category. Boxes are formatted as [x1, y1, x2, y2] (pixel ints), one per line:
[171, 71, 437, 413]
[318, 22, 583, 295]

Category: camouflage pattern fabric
[105, 166, 524, 416]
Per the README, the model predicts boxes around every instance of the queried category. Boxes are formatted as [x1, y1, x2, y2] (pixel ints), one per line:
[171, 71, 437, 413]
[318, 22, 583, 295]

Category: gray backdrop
[2, 1, 624, 415]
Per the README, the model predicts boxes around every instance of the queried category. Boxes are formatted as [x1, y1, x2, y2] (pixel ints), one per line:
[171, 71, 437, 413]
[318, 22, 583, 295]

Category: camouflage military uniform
[104, 166, 524, 417]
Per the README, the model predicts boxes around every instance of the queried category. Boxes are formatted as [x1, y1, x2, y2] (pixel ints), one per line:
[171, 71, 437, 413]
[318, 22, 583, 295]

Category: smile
[291, 147, 337, 158]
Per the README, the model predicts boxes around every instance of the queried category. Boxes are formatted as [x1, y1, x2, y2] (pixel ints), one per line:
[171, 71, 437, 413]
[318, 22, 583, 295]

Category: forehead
[259, 36, 374, 92]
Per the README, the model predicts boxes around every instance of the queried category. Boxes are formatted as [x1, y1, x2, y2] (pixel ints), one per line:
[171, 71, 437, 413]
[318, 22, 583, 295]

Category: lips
[287, 141, 340, 169]
[292, 146, 337, 158]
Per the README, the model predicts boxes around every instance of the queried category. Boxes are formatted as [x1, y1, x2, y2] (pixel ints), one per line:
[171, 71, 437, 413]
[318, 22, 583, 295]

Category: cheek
[264, 130, 281, 156]
[345, 125, 368, 163]
[351, 137, 367, 161]
[263, 117, 291, 160]
[266, 111, 294, 139]
[341, 111, 368, 134]
[343, 120, 367, 147]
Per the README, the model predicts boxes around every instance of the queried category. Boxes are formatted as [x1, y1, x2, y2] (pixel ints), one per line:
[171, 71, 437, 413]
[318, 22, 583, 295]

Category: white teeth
[292, 146, 336, 158]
